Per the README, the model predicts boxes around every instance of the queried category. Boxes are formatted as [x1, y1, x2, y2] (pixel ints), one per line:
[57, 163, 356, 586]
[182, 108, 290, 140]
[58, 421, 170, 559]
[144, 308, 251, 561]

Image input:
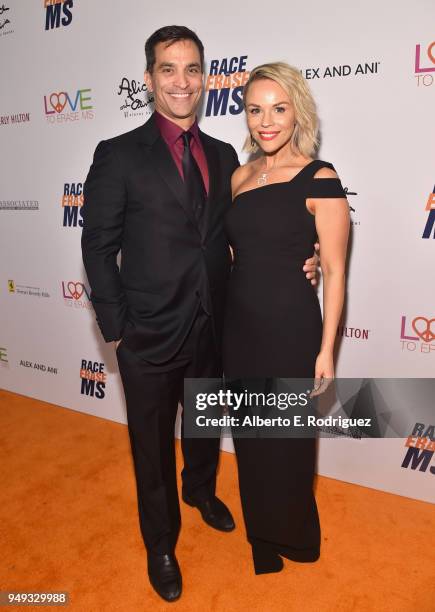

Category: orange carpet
[0, 389, 434, 612]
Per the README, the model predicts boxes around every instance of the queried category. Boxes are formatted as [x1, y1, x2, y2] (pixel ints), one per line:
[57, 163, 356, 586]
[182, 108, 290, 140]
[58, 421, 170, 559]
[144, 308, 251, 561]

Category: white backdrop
[1, 0, 434, 503]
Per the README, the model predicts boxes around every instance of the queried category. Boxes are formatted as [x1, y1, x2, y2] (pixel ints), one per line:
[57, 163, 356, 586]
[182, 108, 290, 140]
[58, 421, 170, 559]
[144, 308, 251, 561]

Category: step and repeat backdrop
[0, 0, 434, 503]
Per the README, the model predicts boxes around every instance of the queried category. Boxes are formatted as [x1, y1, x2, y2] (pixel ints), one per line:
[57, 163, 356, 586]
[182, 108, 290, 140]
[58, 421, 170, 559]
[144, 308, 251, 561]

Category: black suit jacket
[81, 114, 239, 364]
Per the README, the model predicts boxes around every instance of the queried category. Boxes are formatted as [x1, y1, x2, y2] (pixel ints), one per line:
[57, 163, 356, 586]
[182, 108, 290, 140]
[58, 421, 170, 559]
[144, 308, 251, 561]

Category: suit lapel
[152, 139, 200, 231]
[199, 130, 221, 239]
[138, 115, 200, 233]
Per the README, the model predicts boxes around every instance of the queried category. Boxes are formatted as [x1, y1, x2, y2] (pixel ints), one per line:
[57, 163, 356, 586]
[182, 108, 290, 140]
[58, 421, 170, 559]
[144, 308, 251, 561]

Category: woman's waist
[232, 249, 312, 266]
[231, 259, 310, 276]
[227, 271, 320, 302]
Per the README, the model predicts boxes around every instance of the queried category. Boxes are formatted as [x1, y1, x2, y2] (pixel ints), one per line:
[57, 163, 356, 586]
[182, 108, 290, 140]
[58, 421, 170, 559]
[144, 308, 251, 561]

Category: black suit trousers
[116, 308, 221, 554]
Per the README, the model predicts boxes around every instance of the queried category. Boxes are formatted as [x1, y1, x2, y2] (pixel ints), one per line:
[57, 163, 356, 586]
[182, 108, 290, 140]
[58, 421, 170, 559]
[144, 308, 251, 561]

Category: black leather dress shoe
[182, 494, 235, 532]
[147, 552, 182, 602]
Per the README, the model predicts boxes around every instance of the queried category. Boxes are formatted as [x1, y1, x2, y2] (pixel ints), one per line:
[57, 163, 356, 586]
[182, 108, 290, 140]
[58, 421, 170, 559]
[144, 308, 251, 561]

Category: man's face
[145, 39, 203, 126]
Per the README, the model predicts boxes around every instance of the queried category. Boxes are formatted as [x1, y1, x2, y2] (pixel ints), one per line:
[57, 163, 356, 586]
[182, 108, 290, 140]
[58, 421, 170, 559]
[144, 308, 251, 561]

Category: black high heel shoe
[251, 543, 284, 575]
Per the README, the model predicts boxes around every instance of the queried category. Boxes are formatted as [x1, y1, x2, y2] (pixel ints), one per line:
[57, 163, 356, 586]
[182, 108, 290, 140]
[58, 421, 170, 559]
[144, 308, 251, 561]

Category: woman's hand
[303, 242, 320, 285]
[311, 351, 334, 397]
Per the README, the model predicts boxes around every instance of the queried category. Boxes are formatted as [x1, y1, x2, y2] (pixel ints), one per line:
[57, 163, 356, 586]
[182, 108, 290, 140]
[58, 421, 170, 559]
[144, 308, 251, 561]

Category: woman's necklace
[256, 158, 303, 186]
[257, 162, 278, 186]
[257, 172, 268, 186]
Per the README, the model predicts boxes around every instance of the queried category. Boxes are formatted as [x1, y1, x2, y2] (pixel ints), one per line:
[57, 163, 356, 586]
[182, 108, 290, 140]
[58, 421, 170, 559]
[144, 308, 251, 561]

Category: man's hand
[303, 242, 320, 286]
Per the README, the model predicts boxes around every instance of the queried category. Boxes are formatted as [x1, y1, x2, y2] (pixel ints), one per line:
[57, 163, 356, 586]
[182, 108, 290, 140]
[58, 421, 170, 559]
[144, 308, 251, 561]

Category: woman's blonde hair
[243, 62, 319, 157]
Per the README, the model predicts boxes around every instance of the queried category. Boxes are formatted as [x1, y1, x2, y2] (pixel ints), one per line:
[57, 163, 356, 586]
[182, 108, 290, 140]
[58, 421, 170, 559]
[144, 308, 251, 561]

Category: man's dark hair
[145, 25, 204, 73]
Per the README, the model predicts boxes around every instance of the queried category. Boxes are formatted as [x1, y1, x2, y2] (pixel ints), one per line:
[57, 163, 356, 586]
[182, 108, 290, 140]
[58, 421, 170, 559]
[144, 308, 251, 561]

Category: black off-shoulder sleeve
[307, 176, 347, 198]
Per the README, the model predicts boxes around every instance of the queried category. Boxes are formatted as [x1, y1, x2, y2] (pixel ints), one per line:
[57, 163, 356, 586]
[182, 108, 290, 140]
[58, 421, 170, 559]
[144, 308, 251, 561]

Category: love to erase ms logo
[415, 40, 435, 87]
[62, 281, 91, 310]
[61, 182, 83, 227]
[400, 316, 435, 354]
[205, 55, 250, 117]
[44, 0, 74, 31]
[44, 89, 94, 124]
[80, 359, 106, 399]
[422, 184, 435, 239]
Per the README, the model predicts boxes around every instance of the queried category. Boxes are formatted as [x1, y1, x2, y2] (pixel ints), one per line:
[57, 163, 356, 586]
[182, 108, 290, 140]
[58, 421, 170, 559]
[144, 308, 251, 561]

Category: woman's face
[245, 78, 296, 155]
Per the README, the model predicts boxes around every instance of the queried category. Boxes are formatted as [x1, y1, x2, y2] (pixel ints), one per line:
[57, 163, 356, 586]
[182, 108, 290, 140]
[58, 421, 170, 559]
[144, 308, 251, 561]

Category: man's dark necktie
[181, 131, 206, 226]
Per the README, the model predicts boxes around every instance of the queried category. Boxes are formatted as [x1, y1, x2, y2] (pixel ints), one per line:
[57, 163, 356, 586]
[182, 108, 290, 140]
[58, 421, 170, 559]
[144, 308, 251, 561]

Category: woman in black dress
[223, 62, 350, 574]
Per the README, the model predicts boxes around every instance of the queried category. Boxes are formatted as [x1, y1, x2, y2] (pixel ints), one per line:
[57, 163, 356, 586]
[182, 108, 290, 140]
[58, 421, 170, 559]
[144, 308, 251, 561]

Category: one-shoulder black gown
[223, 159, 346, 573]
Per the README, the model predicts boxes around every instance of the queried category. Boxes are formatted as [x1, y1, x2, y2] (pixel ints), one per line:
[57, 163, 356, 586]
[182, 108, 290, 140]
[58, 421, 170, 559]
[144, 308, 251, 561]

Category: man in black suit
[82, 25, 318, 602]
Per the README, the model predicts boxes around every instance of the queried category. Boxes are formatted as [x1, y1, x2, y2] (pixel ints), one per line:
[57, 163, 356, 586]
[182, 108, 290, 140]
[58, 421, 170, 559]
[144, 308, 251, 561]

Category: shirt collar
[154, 111, 201, 146]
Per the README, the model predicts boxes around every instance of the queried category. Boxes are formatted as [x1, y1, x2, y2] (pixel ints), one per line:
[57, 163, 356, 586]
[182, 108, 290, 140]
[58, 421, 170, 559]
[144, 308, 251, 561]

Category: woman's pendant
[257, 173, 267, 186]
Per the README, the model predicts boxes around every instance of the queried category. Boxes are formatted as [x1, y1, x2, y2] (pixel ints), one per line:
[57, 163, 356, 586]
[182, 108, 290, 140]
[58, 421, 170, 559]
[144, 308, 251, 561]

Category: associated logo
[62, 182, 83, 227]
[422, 185, 435, 239]
[0, 200, 38, 210]
[44, 0, 74, 31]
[0, 113, 31, 126]
[400, 316, 435, 354]
[337, 325, 370, 340]
[20, 359, 58, 374]
[0, 3, 13, 37]
[80, 359, 106, 399]
[62, 281, 91, 309]
[343, 187, 360, 226]
[301, 61, 380, 80]
[205, 55, 249, 117]
[0, 346, 8, 366]
[415, 40, 435, 87]
[44, 89, 94, 124]
[117, 77, 153, 119]
[7, 280, 50, 298]
[402, 422, 435, 475]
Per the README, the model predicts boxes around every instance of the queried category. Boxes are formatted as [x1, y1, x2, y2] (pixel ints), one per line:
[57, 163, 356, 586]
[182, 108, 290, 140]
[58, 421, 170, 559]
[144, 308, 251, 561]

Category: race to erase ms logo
[61, 182, 83, 227]
[400, 316, 435, 354]
[205, 55, 249, 117]
[44, 0, 74, 31]
[80, 359, 106, 399]
[44, 89, 94, 124]
[415, 40, 435, 87]
[401, 422, 434, 476]
[422, 184, 435, 239]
